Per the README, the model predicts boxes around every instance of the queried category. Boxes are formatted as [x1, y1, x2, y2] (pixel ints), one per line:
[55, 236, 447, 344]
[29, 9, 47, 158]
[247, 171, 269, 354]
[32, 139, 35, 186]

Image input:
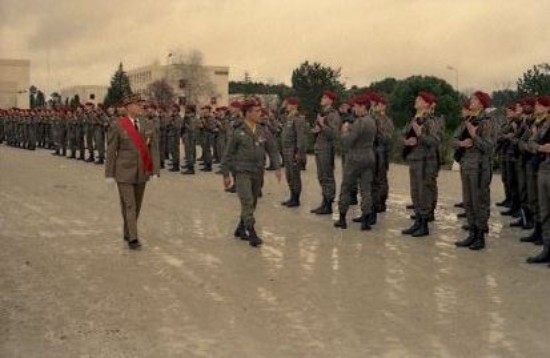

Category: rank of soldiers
[1, 92, 549, 263]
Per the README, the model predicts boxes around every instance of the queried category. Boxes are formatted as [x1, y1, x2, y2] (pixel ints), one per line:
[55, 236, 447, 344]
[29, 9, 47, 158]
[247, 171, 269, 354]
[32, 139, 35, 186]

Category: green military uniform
[335, 113, 377, 230]
[182, 112, 197, 173]
[158, 112, 168, 168]
[509, 116, 530, 227]
[166, 113, 182, 171]
[526, 116, 550, 263]
[402, 112, 440, 236]
[221, 120, 280, 247]
[454, 112, 495, 249]
[311, 106, 341, 214]
[84, 112, 95, 161]
[280, 109, 307, 207]
[201, 114, 216, 171]
[94, 111, 108, 163]
[372, 112, 394, 212]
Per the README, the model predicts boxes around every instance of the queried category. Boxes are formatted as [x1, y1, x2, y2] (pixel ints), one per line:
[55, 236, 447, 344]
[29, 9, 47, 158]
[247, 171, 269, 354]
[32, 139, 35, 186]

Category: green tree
[35, 90, 46, 108]
[517, 63, 550, 96]
[390, 75, 460, 131]
[291, 61, 345, 120]
[104, 62, 133, 107]
[147, 79, 175, 105]
[229, 81, 294, 99]
[491, 89, 519, 108]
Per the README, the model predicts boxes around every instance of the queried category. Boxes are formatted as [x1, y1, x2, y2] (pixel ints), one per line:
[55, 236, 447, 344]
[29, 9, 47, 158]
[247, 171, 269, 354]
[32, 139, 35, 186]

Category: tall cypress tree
[104, 62, 133, 107]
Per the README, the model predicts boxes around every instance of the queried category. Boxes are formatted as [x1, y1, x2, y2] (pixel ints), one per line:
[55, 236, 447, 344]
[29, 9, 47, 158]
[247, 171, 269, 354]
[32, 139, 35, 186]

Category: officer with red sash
[105, 94, 160, 250]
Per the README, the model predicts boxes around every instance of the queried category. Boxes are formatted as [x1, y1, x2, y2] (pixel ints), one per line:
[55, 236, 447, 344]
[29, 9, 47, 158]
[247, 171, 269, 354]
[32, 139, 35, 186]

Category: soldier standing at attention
[221, 99, 281, 248]
[372, 95, 394, 213]
[84, 103, 96, 163]
[94, 105, 108, 164]
[280, 97, 307, 208]
[454, 91, 494, 250]
[182, 105, 198, 175]
[105, 95, 160, 250]
[310, 90, 341, 215]
[525, 96, 550, 264]
[223, 102, 243, 192]
[401, 91, 440, 237]
[166, 104, 183, 172]
[333, 95, 377, 231]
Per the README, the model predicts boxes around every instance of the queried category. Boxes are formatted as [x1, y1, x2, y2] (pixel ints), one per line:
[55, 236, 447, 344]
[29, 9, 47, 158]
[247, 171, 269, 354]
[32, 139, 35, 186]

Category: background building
[128, 61, 229, 106]
[59, 85, 108, 105]
[0, 59, 31, 109]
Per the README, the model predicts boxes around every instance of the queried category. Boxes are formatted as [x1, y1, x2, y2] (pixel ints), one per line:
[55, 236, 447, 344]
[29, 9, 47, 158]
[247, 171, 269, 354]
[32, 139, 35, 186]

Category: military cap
[323, 90, 337, 102]
[417, 91, 437, 105]
[473, 91, 492, 108]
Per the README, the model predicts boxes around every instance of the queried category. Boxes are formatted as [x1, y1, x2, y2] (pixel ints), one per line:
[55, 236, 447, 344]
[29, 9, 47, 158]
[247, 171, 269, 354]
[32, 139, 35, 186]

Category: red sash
[118, 117, 153, 175]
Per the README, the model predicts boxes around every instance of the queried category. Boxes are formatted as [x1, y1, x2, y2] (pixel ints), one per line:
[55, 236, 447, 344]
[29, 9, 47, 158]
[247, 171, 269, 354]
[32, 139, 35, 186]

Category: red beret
[473, 91, 492, 108]
[285, 97, 300, 106]
[352, 95, 371, 107]
[240, 98, 260, 113]
[536, 96, 550, 108]
[417, 91, 437, 105]
[230, 101, 242, 109]
[323, 91, 337, 102]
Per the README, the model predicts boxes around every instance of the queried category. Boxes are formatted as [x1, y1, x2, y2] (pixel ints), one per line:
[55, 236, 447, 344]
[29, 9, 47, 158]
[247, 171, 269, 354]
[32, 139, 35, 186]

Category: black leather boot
[457, 212, 467, 219]
[510, 217, 523, 228]
[455, 226, 476, 247]
[334, 213, 347, 229]
[182, 166, 195, 175]
[406, 204, 415, 210]
[286, 192, 300, 208]
[352, 215, 364, 223]
[522, 209, 534, 230]
[411, 218, 429, 237]
[225, 184, 236, 193]
[454, 202, 464, 208]
[169, 162, 180, 172]
[234, 220, 248, 240]
[361, 214, 372, 231]
[248, 226, 263, 247]
[469, 227, 486, 251]
[316, 198, 333, 215]
[520, 222, 542, 243]
[526, 244, 550, 264]
[95, 157, 104, 165]
[402, 218, 421, 235]
[367, 211, 377, 226]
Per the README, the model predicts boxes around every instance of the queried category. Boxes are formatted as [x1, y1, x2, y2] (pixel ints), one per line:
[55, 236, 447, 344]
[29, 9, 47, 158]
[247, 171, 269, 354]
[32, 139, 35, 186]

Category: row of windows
[130, 71, 152, 84]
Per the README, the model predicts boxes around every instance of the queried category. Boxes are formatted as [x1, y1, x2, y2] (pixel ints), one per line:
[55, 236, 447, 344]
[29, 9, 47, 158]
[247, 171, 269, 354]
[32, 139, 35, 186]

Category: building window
[90, 94, 95, 100]
[178, 79, 186, 89]
[214, 70, 229, 76]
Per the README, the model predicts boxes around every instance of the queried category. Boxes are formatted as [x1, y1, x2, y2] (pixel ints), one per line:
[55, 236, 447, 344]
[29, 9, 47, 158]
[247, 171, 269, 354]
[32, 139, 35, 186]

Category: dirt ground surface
[1, 145, 549, 358]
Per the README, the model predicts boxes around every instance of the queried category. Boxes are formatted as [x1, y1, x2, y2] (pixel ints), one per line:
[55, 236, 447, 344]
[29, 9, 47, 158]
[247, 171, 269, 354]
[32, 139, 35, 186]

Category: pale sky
[1, 0, 548, 95]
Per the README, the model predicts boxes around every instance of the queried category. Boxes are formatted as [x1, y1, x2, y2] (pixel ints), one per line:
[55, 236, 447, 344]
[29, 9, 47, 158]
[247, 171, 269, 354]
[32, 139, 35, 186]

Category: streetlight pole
[446, 65, 459, 94]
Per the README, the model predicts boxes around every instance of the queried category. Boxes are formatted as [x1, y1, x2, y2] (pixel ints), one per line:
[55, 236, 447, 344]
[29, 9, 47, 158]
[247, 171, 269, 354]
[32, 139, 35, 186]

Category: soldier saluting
[221, 99, 281, 248]
[105, 94, 160, 250]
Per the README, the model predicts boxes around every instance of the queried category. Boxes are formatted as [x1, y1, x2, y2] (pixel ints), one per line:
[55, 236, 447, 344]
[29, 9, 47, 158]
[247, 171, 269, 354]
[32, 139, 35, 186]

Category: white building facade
[0, 59, 31, 109]
[59, 85, 109, 105]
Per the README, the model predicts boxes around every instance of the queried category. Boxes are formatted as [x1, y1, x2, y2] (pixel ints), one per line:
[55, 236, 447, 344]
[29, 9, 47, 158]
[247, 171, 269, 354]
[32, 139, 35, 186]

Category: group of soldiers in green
[2, 90, 550, 258]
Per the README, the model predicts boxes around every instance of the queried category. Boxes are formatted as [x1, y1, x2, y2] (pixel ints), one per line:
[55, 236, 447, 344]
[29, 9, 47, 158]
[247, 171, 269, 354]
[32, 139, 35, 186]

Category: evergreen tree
[104, 62, 133, 107]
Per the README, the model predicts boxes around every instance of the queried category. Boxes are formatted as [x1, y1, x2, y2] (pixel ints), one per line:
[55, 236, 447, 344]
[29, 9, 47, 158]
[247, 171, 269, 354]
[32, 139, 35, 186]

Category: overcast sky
[1, 0, 548, 94]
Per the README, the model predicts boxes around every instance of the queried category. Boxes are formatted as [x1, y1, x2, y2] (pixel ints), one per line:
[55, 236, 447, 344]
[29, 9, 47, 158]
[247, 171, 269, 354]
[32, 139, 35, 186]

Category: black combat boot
[520, 222, 542, 243]
[225, 184, 236, 193]
[286, 192, 300, 208]
[361, 214, 372, 231]
[496, 198, 509, 207]
[128, 239, 142, 250]
[85, 153, 95, 162]
[457, 212, 467, 219]
[181, 166, 195, 175]
[522, 209, 534, 230]
[95, 157, 104, 165]
[526, 244, 550, 264]
[462, 224, 470, 231]
[310, 198, 326, 214]
[352, 215, 364, 223]
[281, 196, 292, 206]
[169, 161, 180, 172]
[52, 149, 59, 156]
[334, 212, 347, 229]
[200, 165, 212, 172]
[234, 220, 247, 240]
[411, 218, 429, 237]
[367, 211, 377, 226]
[469, 227, 486, 251]
[455, 226, 476, 247]
[406, 204, 415, 210]
[454, 202, 464, 208]
[376, 203, 387, 213]
[316, 198, 333, 215]
[402, 218, 421, 235]
[247, 226, 263, 247]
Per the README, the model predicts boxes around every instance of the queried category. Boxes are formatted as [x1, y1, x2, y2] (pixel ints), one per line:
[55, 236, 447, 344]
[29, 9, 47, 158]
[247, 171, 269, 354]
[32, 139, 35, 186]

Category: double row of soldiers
[0, 103, 111, 164]
[495, 96, 550, 264]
